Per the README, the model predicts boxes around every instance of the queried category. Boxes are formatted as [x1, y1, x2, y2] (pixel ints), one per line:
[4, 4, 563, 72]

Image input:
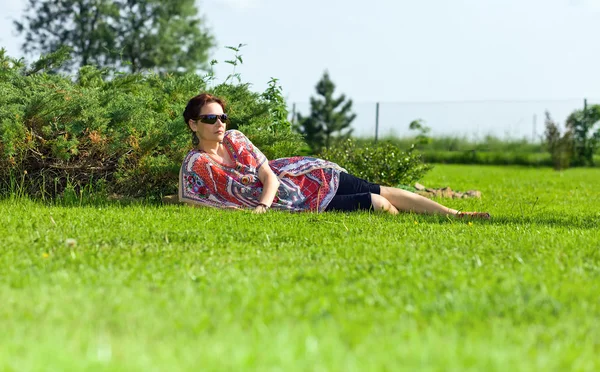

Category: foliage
[417, 150, 578, 167]
[565, 104, 600, 166]
[221, 44, 246, 85]
[296, 71, 356, 153]
[2, 166, 600, 370]
[14, 0, 214, 73]
[544, 111, 573, 170]
[356, 135, 548, 154]
[408, 119, 432, 145]
[261, 77, 291, 134]
[240, 77, 305, 160]
[319, 139, 431, 187]
[352, 128, 600, 167]
[0, 48, 305, 199]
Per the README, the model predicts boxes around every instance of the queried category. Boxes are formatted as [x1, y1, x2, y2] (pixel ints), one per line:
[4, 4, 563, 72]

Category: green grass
[1, 165, 599, 371]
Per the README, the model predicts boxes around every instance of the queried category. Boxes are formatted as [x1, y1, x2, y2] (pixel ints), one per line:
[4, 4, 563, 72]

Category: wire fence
[289, 98, 598, 142]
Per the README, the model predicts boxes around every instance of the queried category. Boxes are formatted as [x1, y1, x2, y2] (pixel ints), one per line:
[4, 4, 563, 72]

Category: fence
[289, 98, 598, 141]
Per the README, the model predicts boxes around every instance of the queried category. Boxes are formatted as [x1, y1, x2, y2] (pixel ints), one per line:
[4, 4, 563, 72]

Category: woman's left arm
[233, 130, 279, 213]
[255, 161, 280, 214]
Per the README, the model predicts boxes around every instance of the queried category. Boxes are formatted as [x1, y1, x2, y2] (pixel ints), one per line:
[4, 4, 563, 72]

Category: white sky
[2, 0, 600, 137]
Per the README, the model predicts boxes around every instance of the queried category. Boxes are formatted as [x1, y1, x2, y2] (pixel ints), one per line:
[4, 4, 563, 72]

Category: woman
[179, 93, 490, 218]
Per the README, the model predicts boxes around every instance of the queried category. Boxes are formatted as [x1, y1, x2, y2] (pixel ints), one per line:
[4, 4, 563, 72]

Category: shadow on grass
[413, 213, 600, 230]
[3, 195, 598, 230]
[484, 215, 599, 230]
[0, 193, 163, 206]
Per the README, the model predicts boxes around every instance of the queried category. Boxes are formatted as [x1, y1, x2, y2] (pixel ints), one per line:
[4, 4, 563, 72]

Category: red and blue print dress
[179, 130, 346, 212]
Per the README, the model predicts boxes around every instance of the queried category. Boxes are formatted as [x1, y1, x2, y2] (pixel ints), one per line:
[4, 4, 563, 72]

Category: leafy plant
[0, 47, 306, 199]
[261, 77, 291, 133]
[319, 139, 431, 187]
[223, 44, 246, 85]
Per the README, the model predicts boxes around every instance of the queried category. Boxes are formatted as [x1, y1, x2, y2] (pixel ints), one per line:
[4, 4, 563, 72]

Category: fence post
[375, 102, 380, 142]
[532, 114, 537, 143]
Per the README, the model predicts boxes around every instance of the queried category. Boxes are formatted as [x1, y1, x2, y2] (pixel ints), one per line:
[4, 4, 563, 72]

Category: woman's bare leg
[371, 193, 399, 215]
[379, 186, 458, 215]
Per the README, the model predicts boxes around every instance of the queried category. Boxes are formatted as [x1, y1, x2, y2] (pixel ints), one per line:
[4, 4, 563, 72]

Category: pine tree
[297, 71, 356, 153]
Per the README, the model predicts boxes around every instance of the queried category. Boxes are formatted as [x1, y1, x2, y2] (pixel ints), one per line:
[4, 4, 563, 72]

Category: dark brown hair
[183, 93, 226, 127]
[183, 93, 227, 145]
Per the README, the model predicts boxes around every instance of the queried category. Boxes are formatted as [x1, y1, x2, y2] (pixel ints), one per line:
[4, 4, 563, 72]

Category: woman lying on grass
[179, 93, 490, 219]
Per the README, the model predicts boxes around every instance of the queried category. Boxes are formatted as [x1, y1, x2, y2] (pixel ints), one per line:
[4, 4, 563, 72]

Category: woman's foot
[455, 211, 491, 220]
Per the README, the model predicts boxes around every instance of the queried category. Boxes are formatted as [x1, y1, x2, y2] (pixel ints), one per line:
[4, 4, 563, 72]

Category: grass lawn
[1, 165, 599, 371]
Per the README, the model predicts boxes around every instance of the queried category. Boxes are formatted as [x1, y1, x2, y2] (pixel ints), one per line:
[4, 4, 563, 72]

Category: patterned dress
[179, 130, 346, 212]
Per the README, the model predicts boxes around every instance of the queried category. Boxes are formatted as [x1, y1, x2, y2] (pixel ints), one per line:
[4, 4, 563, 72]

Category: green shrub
[0, 48, 305, 199]
[319, 139, 431, 187]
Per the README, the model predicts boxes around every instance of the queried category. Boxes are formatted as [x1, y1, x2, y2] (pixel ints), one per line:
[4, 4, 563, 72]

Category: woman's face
[189, 102, 227, 143]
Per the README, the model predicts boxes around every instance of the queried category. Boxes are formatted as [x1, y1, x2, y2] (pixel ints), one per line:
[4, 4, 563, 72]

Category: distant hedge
[420, 150, 600, 167]
[356, 136, 547, 154]
[0, 48, 305, 199]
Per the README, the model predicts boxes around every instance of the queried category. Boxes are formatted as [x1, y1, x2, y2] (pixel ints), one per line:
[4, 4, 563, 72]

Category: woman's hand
[256, 159, 280, 211]
[253, 204, 268, 214]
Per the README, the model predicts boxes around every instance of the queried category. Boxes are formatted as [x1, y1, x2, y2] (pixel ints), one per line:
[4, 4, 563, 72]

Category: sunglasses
[196, 114, 228, 125]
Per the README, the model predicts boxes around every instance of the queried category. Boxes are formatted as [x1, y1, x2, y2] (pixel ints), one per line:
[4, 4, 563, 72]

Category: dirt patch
[414, 183, 482, 199]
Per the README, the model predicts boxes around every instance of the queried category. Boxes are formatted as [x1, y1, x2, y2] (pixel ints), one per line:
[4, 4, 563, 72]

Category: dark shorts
[324, 172, 381, 212]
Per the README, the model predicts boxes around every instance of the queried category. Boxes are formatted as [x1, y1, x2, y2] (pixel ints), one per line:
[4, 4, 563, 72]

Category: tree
[565, 104, 600, 166]
[544, 111, 573, 170]
[296, 71, 356, 153]
[14, 0, 116, 71]
[408, 119, 432, 146]
[14, 0, 214, 73]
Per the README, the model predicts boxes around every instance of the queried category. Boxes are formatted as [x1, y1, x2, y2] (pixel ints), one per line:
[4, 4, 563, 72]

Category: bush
[319, 139, 431, 187]
[0, 48, 305, 199]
